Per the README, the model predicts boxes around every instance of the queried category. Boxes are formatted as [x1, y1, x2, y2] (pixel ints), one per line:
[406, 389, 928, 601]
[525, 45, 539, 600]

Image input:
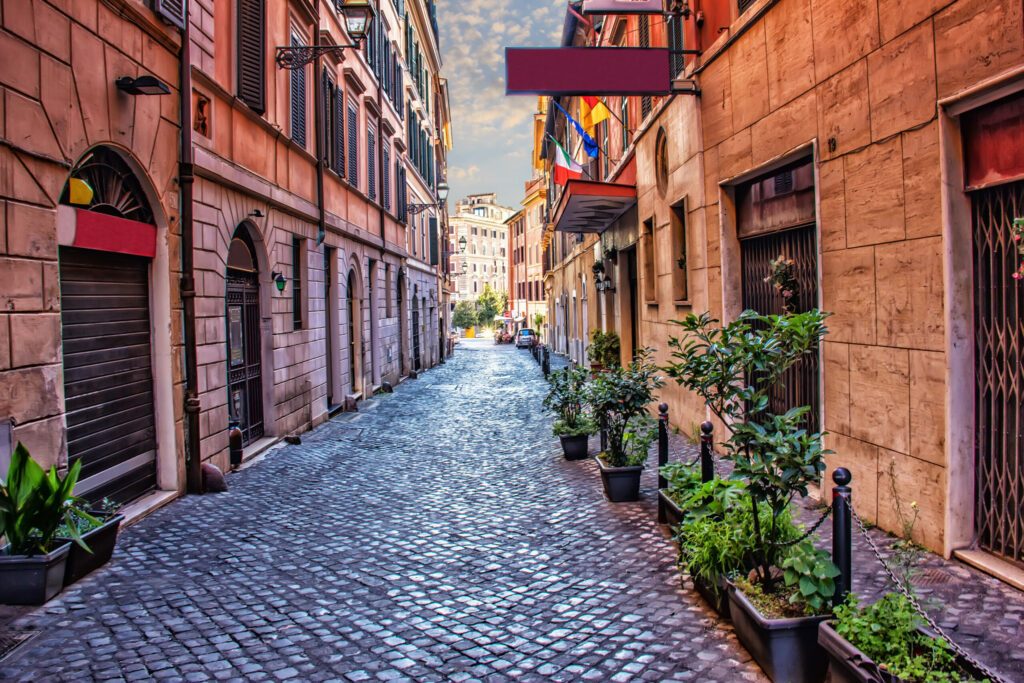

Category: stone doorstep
[118, 489, 179, 529]
[954, 549, 1024, 592]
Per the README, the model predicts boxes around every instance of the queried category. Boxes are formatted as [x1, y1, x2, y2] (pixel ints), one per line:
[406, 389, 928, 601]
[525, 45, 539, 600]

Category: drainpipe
[314, 2, 326, 246]
[179, 11, 202, 493]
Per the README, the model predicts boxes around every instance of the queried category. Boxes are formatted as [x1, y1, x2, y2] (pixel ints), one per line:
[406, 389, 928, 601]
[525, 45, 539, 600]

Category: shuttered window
[367, 123, 377, 201]
[237, 0, 265, 114]
[383, 140, 391, 211]
[639, 16, 652, 118]
[334, 87, 345, 176]
[154, 0, 185, 29]
[322, 69, 336, 169]
[289, 33, 307, 147]
[668, 15, 685, 76]
[347, 102, 359, 186]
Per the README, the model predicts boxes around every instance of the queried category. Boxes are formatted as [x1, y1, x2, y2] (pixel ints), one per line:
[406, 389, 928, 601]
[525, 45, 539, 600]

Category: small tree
[533, 313, 546, 332]
[543, 365, 596, 437]
[663, 310, 832, 595]
[452, 300, 478, 329]
[476, 284, 506, 328]
[587, 330, 621, 368]
[585, 348, 665, 467]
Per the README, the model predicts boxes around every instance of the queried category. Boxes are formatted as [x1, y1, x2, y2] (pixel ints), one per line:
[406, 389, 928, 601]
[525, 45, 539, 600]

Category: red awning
[552, 179, 637, 233]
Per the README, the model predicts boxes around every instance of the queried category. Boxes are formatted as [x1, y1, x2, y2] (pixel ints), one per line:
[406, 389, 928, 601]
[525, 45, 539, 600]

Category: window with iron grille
[367, 123, 377, 201]
[668, 14, 685, 76]
[236, 0, 265, 113]
[289, 32, 306, 147]
[292, 237, 304, 330]
[347, 102, 359, 186]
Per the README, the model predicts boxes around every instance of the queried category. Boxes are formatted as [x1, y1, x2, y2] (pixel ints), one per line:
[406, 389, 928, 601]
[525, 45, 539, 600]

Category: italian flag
[551, 137, 583, 186]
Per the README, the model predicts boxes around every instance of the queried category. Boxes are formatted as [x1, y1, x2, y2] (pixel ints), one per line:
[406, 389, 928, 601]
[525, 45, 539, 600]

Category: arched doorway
[57, 146, 163, 503]
[346, 269, 362, 394]
[412, 286, 421, 371]
[225, 227, 264, 446]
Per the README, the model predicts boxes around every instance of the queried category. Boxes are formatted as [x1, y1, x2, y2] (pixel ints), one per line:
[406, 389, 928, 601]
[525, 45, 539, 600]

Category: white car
[515, 328, 536, 349]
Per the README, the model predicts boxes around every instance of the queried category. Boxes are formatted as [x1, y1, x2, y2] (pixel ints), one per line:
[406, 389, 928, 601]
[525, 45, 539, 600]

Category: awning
[552, 179, 637, 233]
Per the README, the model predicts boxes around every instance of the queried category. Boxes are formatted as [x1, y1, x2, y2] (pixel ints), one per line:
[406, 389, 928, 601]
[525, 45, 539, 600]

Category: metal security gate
[740, 224, 820, 434]
[60, 247, 157, 503]
[226, 271, 264, 446]
[972, 181, 1024, 566]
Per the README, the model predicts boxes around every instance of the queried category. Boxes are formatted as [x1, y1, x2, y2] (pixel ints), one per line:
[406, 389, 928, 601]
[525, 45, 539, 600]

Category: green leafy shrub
[781, 541, 841, 613]
[544, 365, 596, 438]
[585, 349, 664, 467]
[587, 330, 621, 368]
[0, 443, 94, 556]
[833, 593, 984, 683]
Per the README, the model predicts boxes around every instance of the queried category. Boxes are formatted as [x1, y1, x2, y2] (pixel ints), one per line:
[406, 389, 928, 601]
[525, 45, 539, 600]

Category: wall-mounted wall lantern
[271, 271, 287, 293]
[115, 75, 171, 96]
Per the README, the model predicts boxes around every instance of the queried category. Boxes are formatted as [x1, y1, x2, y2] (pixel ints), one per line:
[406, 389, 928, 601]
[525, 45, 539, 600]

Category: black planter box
[658, 489, 685, 527]
[57, 514, 124, 586]
[693, 573, 731, 618]
[818, 621, 989, 683]
[596, 457, 643, 502]
[0, 542, 72, 605]
[559, 434, 590, 461]
[728, 583, 829, 683]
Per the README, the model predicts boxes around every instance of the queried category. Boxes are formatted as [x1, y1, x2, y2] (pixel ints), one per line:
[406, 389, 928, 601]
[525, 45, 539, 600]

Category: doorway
[226, 230, 265, 446]
[624, 247, 639, 358]
[412, 301, 421, 371]
[324, 247, 337, 410]
[347, 269, 361, 394]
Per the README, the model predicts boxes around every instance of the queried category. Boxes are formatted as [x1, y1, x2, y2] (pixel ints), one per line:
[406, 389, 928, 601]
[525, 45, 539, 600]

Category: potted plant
[544, 365, 597, 460]
[586, 349, 664, 502]
[0, 444, 93, 605]
[659, 460, 701, 528]
[664, 310, 834, 683]
[586, 329, 621, 372]
[56, 498, 124, 586]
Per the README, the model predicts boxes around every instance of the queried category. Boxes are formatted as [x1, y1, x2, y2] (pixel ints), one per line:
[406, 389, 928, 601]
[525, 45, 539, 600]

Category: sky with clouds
[436, 0, 566, 209]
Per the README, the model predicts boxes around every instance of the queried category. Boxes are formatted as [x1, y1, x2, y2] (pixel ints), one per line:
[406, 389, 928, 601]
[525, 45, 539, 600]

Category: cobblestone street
[0, 340, 763, 683]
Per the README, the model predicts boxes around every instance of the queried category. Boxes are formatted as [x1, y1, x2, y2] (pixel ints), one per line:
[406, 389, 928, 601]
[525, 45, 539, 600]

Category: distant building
[448, 194, 515, 301]
[510, 104, 549, 334]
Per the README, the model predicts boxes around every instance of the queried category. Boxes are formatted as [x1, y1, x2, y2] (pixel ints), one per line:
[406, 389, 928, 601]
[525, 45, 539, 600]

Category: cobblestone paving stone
[0, 340, 765, 683]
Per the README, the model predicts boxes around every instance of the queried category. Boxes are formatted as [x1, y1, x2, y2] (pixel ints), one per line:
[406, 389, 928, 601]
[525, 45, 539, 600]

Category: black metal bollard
[832, 467, 853, 607]
[699, 421, 714, 483]
[657, 403, 669, 523]
[542, 346, 550, 377]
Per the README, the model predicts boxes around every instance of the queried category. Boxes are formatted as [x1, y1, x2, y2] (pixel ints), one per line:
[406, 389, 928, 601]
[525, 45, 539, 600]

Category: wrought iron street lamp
[458, 236, 467, 253]
[407, 181, 451, 216]
[275, 0, 376, 69]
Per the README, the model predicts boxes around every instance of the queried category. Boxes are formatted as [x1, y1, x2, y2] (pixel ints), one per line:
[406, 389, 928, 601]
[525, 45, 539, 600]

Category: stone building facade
[539, 0, 1024, 580]
[0, 0, 452, 514]
[0, 0, 185, 506]
[449, 193, 514, 301]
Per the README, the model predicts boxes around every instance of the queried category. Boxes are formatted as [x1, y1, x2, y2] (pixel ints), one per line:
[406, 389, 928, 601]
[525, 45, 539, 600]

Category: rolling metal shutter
[59, 247, 156, 503]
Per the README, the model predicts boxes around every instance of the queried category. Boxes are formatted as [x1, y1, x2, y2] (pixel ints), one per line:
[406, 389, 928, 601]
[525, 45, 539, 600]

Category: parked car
[516, 328, 537, 349]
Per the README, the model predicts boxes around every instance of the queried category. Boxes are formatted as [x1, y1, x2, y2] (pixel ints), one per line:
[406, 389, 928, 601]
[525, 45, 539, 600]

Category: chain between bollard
[769, 503, 833, 549]
[844, 498, 1006, 683]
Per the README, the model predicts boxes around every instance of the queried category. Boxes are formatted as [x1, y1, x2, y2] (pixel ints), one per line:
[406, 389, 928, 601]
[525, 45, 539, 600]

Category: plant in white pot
[0, 444, 95, 605]
[664, 310, 836, 683]
[544, 365, 597, 460]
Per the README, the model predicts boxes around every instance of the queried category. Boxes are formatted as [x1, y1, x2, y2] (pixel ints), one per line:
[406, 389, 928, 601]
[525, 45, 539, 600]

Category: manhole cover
[916, 568, 958, 586]
[0, 630, 38, 662]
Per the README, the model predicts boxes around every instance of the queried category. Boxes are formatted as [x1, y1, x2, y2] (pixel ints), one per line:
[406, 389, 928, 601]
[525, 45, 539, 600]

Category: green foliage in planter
[587, 329, 621, 368]
[585, 349, 664, 466]
[544, 365, 595, 438]
[781, 540, 841, 613]
[0, 443, 94, 556]
[660, 461, 702, 507]
[833, 593, 982, 683]
[56, 498, 121, 538]
[663, 310, 835, 596]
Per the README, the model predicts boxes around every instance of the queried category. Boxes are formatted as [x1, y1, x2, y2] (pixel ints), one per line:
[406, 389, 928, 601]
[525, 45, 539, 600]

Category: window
[237, 0, 265, 113]
[323, 71, 344, 175]
[471, 227, 478, 235]
[639, 16, 652, 119]
[382, 140, 391, 211]
[367, 123, 377, 201]
[655, 127, 669, 197]
[738, 0, 757, 13]
[671, 200, 688, 302]
[347, 101, 359, 186]
[668, 13, 685, 76]
[620, 97, 630, 156]
[641, 218, 656, 304]
[289, 32, 307, 147]
[385, 263, 393, 317]
[292, 237, 304, 330]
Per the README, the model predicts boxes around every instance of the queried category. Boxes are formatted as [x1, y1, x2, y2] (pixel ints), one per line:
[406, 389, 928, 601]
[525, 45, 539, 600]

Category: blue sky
[437, 0, 566, 208]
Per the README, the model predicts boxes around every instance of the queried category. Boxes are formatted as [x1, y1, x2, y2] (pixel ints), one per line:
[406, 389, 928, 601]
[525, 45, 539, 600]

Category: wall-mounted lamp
[271, 271, 287, 293]
[115, 75, 171, 96]
[249, 209, 265, 218]
[275, 0, 375, 69]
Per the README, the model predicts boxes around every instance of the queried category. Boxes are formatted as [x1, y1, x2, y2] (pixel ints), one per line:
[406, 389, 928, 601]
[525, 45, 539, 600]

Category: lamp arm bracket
[275, 44, 361, 70]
